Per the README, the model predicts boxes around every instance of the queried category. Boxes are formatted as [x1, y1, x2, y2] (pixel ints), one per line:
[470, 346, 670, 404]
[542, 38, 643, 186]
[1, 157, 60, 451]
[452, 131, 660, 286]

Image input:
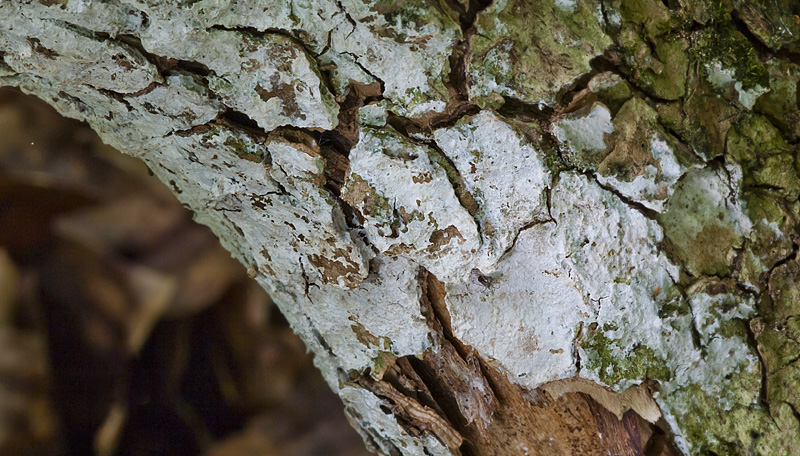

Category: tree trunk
[2, 0, 799, 454]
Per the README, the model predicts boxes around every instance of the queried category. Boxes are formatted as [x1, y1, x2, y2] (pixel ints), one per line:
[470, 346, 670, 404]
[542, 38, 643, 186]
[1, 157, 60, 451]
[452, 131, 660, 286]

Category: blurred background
[0, 88, 371, 456]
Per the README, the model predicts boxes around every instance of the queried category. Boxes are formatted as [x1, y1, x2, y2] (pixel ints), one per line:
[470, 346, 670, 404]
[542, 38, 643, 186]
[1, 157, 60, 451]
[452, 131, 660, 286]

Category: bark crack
[207, 24, 327, 62]
[745, 317, 772, 415]
[383, 113, 481, 223]
[497, 215, 556, 262]
[729, 11, 800, 65]
[582, 170, 661, 221]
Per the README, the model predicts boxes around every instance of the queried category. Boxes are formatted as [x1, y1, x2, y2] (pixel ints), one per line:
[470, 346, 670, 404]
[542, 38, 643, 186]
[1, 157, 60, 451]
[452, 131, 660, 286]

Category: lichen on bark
[3, 0, 800, 454]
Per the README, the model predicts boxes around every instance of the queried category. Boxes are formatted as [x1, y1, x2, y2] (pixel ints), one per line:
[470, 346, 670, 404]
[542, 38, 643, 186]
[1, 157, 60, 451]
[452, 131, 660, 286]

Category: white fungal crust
[139, 22, 340, 131]
[342, 127, 480, 284]
[305, 256, 433, 374]
[445, 173, 680, 390]
[552, 103, 615, 163]
[433, 111, 552, 269]
[444, 226, 590, 388]
[0, 4, 159, 94]
[141, 0, 461, 116]
[327, 0, 461, 117]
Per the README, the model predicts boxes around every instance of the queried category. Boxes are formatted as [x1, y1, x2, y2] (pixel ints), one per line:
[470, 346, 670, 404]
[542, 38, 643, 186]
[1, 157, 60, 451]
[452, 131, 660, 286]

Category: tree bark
[2, 0, 799, 454]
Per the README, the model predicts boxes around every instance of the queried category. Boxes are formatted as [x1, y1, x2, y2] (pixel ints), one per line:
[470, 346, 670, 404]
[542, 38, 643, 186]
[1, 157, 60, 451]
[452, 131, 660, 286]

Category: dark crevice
[496, 95, 555, 123]
[492, 96, 571, 173]
[315, 30, 334, 59]
[91, 86, 133, 111]
[318, 137, 351, 199]
[156, 57, 212, 78]
[47, 18, 106, 40]
[327, 81, 384, 155]
[436, 0, 492, 129]
[335, 0, 359, 38]
[766, 237, 800, 277]
[419, 270, 463, 356]
[498, 216, 555, 262]
[355, 374, 462, 451]
[440, 0, 467, 25]
[419, 272, 498, 420]
[745, 318, 771, 414]
[730, 12, 800, 64]
[51, 23, 197, 78]
[218, 108, 263, 134]
[169, 121, 216, 138]
[582, 170, 661, 221]
[707, 156, 741, 204]
[312, 79, 383, 222]
[126, 81, 160, 97]
[52, 89, 89, 115]
[382, 112, 480, 220]
[445, 0, 493, 101]
[745, 182, 795, 194]
[447, 40, 471, 103]
[787, 402, 800, 427]
[470, 355, 505, 408]
[383, 358, 446, 418]
[316, 63, 341, 104]
[573, 321, 584, 373]
[462, 0, 494, 34]
[167, 108, 273, 163]
[342, 52, 387, 96]
[26, 37, 59, 59]
[414, 271, 490, 455]
[555, 53, 622, 110]
[598, 0, 610, 30]
[207, 24, 326, 64]
[384, 101, 479, 139]
[427, 102, 482, 131]
[299, 258, 313, 296]
[643, 424, 668, 456]
[132, 37, 211, 77]
[589, 46, 680, 106]
[427, 139, 481, 219]
[677, 285, 706, 352]
[50, 19, 212, 85]
[779, 352, 800, 372]
[544, 185, 554, 223]
[403, 357, 471, 440]
[729, 13, 771, 59]
[318, 129, 351, 156]
[139, 10, 150, 29]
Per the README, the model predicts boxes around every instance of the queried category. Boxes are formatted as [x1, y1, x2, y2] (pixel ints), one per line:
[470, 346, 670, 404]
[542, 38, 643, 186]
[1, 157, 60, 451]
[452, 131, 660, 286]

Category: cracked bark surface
[3, 0, 800, 454]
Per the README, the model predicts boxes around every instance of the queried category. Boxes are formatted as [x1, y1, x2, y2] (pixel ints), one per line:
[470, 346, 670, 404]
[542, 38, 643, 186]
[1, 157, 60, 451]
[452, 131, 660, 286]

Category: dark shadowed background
[0, 88, 371, 456]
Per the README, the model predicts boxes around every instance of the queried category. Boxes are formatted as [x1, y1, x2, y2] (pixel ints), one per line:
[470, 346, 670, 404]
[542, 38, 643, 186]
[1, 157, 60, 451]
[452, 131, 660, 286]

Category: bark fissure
[586, 171, 661, 221]
[730, 12, 800, 66]
[207, 24, 326, 60]
[382, 112, 481, 221]
[745, 316, 773, 415]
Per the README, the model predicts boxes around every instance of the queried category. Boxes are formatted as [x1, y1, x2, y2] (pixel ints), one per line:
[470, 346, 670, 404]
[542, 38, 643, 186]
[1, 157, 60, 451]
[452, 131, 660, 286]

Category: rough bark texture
[2, 0, 800, 454]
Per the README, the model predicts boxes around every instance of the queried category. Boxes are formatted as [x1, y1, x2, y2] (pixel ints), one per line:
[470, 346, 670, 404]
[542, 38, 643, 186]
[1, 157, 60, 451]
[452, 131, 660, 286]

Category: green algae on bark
[469, 0, 612, 106]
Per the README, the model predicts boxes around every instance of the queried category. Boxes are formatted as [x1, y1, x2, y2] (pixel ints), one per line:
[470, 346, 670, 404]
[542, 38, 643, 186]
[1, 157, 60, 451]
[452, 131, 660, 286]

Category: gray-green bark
[2, 0, 800, 454]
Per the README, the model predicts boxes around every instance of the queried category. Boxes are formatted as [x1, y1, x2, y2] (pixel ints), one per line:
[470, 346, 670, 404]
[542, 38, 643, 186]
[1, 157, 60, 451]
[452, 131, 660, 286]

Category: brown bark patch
[354, 270, 681, 455]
